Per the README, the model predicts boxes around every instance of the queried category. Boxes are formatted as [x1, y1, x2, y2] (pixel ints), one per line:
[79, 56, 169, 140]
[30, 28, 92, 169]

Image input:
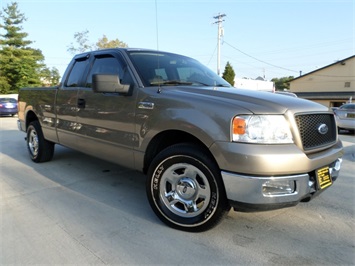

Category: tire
[146, 143, 230, 232]
[27, 121, 55, 163]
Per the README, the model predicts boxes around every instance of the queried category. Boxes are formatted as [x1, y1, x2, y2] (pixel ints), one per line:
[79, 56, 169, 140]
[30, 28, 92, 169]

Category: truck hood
[163, 86, 329, 114]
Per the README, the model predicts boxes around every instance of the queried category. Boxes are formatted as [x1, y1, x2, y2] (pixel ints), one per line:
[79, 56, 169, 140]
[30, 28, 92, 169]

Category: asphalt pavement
[1, 117, 354, 265]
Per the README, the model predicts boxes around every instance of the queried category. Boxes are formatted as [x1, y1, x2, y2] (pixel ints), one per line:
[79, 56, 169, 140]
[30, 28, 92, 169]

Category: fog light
[330, 158, 342, 178]
[334, 158, 342, 171]
[262, 180, 296, 196]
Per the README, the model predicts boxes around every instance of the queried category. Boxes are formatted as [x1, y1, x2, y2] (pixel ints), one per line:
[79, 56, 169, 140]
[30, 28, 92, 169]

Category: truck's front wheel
[27, 121, 54, 163]
[146, 143, 230, 232]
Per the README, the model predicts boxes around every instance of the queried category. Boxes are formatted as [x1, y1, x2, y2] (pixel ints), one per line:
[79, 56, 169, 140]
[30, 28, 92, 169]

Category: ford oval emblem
[318, 124, 328, 135]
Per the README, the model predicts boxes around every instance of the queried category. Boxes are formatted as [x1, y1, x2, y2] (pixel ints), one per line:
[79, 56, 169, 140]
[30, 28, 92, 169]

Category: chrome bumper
[221, 158, 342, 212]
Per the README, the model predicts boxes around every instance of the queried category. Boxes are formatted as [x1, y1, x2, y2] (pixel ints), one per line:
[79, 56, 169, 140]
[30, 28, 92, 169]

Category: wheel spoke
[165, 190, 178, 204]
[184, 165, 197, 179]
[196, 186, 210, 201]
[183, 200, 198, 213]
[166, 191, 200, 214]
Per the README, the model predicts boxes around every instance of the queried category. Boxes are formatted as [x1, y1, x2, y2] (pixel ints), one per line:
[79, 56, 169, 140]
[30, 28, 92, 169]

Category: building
[234, 77, 274, 92]
[289, 55, 355, 107]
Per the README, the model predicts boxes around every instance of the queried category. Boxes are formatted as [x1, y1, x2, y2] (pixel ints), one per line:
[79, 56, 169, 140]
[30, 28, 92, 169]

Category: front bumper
[221, 158, 342, 212]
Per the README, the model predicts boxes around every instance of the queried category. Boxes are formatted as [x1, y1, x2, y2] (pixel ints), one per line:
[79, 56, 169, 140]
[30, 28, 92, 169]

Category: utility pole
[213, 13, 226, 76]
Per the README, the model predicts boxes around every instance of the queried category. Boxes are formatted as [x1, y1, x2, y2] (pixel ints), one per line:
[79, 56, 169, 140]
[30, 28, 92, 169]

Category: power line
[223, 40, 299, 73]
[224, 40, 355, 78]
[206, 44, 217, 67]
[248, 38, 353, 57]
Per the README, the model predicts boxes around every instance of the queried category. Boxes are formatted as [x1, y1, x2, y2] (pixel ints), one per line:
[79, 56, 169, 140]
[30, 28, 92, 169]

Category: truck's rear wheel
[27, 121, 54, 163]
[146, 143, 230, 232]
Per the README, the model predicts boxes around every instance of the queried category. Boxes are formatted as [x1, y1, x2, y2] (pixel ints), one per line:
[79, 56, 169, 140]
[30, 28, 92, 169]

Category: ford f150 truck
[18, 48, 343, 232]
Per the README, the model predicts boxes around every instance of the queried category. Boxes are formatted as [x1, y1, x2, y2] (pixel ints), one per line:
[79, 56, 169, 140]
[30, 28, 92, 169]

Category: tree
[96, 34, 128, 49]
[40, 67, 61, 86]
[67, 29, 94, 55]
[222, 61, 235, 86]
[67, 30, 128, 55]
[271, 76, 294, 91]
[0, 2, 47, 93]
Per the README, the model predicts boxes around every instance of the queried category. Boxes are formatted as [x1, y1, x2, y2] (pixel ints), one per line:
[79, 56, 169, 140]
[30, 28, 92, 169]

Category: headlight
[232, 115, 293, 144]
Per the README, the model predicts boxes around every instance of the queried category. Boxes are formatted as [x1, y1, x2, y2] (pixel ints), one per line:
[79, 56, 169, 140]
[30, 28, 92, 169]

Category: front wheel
[27, 121, 55, 163]
[146, 143, 230, 232]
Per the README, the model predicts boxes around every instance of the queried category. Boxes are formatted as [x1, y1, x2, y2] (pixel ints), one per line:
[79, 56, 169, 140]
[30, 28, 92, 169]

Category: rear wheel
[146, 143, 230, 232]
[27, 121, 55, 163]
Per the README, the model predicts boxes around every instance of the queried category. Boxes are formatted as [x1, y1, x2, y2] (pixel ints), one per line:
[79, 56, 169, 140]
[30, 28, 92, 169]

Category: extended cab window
[65, 58, 89, 87]
[86, 55, 132, 88]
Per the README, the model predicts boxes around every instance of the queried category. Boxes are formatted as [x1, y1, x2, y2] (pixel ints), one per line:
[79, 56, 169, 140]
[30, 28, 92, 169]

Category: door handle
[77, 98, 86, 108]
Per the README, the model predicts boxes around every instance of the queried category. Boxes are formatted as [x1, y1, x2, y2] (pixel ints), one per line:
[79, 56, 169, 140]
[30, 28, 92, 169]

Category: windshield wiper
[214, 84, 231, 87]
[188, 81, 210, 86]
[150, 80, 193, 86]
[150, 80, 228, 87]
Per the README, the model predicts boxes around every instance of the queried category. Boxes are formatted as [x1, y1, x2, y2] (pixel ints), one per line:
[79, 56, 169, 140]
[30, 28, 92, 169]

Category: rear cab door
[56, 54, 90, 149]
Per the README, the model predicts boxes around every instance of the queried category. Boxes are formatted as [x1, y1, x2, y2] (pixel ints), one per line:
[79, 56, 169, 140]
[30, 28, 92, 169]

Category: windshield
[127, 51, 231, 88]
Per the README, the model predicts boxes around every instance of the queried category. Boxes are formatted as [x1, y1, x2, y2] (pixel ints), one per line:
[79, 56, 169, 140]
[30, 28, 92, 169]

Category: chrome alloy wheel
[159, 163, 211, 218]
[28, 128, 39, 157]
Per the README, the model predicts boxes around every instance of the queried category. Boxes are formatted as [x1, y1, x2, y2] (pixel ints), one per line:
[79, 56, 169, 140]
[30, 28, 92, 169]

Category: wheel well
[25, 111, 39, 130]
[143, 130, 214, 174]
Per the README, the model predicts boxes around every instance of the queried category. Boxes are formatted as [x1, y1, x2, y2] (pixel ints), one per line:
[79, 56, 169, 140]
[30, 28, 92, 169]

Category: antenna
[155, 0, 159, 50]
[213, 13, 226, 76]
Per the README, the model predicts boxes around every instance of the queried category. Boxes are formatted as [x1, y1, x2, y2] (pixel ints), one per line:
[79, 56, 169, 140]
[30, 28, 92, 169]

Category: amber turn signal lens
[233, 117, 246, 135]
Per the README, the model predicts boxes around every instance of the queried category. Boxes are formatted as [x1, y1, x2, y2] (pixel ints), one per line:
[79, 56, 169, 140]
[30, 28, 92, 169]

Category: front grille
[295, 114, 337, 151]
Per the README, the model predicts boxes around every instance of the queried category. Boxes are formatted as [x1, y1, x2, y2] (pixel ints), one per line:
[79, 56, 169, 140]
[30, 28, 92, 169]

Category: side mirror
[92, 74, 130, 94]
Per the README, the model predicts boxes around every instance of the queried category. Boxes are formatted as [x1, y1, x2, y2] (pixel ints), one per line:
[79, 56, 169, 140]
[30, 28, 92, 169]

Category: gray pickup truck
[18, 48, 343, 232]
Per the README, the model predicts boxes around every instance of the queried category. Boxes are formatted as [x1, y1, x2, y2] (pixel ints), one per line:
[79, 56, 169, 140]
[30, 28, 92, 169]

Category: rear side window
[65, 58, 89, 87]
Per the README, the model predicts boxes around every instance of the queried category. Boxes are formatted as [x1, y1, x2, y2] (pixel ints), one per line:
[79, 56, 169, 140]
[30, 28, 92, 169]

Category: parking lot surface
[1, 117, 354, 265]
